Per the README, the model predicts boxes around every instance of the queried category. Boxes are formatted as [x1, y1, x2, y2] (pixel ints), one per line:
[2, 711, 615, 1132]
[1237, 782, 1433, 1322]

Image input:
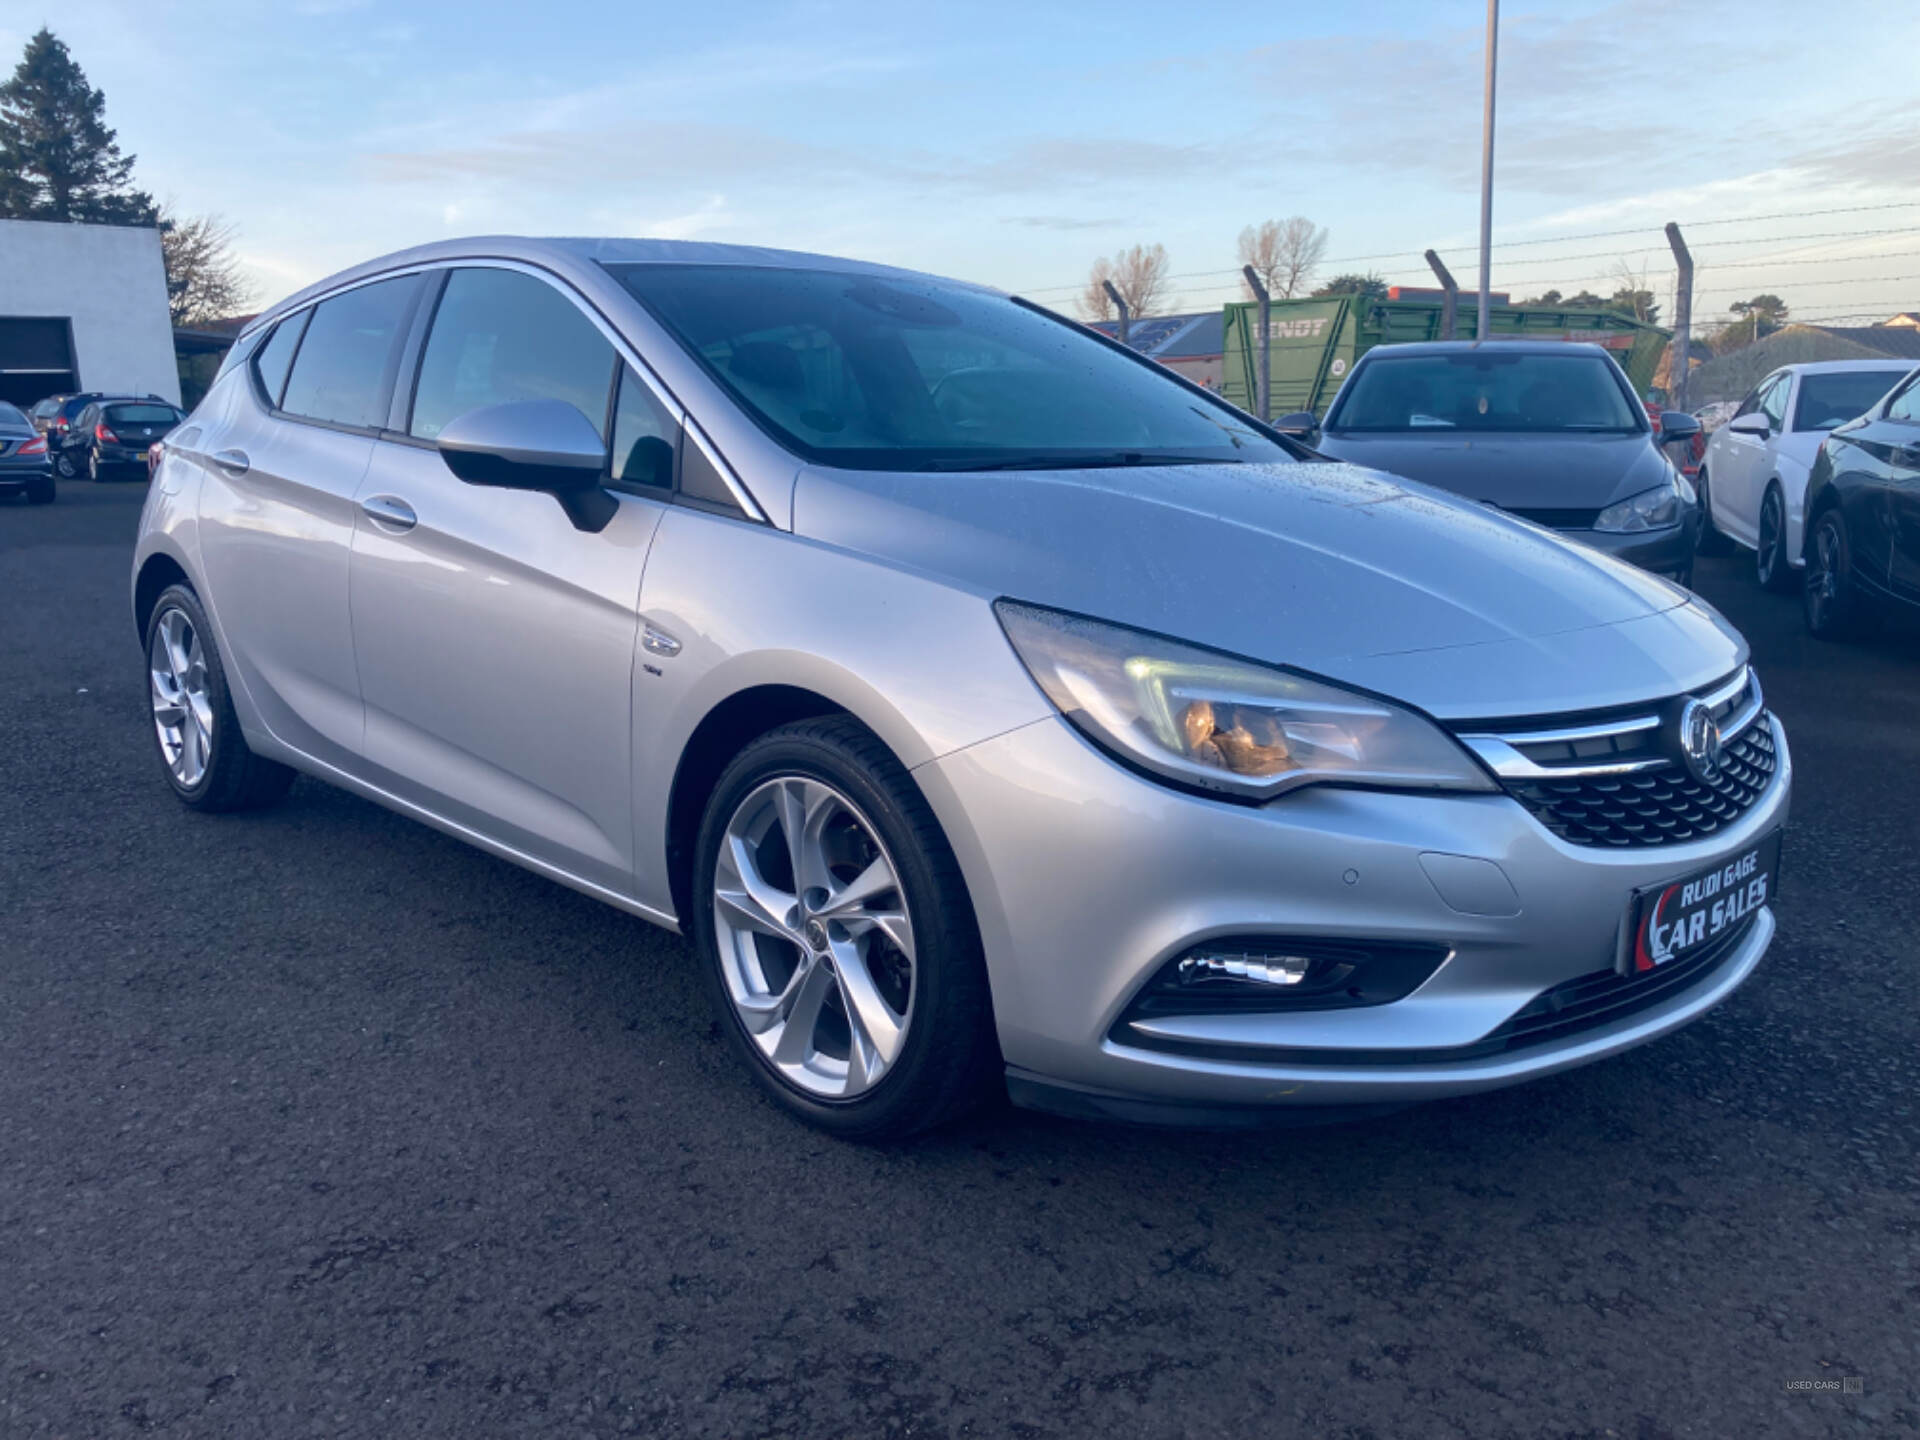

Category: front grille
[1506, 718, 1775, 848]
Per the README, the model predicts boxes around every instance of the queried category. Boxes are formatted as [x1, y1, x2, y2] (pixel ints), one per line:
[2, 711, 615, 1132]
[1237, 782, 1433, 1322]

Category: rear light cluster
[95, 422, 119, 443]
[18, 434, 47, 455]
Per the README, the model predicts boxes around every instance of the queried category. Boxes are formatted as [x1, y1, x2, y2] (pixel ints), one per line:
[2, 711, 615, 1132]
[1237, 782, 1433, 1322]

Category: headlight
[1594, 482, 1681, 533]
[994, 601, 1496, 800]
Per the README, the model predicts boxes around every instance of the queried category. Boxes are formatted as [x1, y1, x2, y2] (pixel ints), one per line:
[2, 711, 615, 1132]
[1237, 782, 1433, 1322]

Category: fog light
[1176, 951, 1312, 988]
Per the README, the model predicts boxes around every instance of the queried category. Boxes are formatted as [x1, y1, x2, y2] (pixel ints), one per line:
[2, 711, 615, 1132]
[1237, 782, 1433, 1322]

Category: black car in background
[0, 401, 56, 504]
[1283, 341, 1704, 586]
[36, 392, 169, 477]
[67, 398, 184, 481]
[1802, 363, 1920, 638]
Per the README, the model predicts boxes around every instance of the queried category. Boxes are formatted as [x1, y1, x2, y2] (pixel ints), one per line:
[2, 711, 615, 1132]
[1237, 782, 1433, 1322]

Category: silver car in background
[132, 238, 1790, 1137]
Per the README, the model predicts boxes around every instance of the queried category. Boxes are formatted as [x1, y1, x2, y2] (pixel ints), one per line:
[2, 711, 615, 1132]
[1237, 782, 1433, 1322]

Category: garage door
[0, 317, 78, 408]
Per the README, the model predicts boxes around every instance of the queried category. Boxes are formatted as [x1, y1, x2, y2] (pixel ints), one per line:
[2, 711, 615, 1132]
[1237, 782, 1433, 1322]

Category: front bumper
[1566, 516, 1700, 580]
[916, 711, 1790, 1115]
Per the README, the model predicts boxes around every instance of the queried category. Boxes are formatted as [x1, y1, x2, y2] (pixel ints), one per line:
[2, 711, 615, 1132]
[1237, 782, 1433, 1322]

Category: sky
[7, 0, 1920, 329]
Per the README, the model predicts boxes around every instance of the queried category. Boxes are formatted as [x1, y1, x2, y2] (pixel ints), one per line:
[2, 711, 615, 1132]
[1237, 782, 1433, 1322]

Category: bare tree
[1605, 258, 1660, 325]
[159, 204, 252, 326]
[1081, 255, 1117, 321]
[1082, 243, 1170, 322]
[1238, 217, 1328, 300]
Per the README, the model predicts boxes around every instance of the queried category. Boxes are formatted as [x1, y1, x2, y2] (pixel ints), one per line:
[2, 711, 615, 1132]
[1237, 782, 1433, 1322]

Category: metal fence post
[1425, 250, 1460, 341]
[1665, 222, 1693, 412]
[1242, 265, 1271, 421]
[1102, 281, 1130, 348]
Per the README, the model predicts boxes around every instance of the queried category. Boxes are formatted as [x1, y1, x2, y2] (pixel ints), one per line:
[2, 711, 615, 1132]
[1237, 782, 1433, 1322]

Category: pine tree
[0, 28, 154, 224]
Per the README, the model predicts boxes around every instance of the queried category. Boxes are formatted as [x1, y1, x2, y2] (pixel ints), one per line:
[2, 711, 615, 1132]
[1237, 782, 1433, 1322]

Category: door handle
[212, 448, 250, 475]
[359, 494, 417, 533]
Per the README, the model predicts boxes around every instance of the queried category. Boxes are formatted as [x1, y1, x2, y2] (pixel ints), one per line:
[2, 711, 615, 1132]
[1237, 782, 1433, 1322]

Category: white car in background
[1699, 361, 1912, 589]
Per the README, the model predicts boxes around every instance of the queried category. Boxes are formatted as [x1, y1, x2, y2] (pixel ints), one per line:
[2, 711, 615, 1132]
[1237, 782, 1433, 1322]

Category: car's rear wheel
[53, 449, 76, 478]
[1803, 508, 1868, 639]
[1755, 484, 1793, 592]
[1694, 467, 1732, 555]
[145, 583, 296, 811]
[26, 476, 55, 505]
[691, 716, 997, 1140]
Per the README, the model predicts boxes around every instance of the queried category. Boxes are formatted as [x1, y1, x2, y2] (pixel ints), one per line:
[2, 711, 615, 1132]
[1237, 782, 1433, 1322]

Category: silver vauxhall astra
[131, 238, 1790, 1137]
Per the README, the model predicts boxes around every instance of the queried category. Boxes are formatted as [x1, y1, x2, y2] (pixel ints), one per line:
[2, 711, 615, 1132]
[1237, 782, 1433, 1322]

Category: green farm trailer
[1221, 296, 1671, 419]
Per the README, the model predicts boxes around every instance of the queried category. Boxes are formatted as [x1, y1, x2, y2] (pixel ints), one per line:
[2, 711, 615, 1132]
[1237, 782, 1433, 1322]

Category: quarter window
[1886, 375, 1920, 425]
[1758, 376, 1788, 430]
[252, 311, 309, 408]
[280, 276, 417, 429]
[609, 363, 677, 488]
[409, 268, 616, 443]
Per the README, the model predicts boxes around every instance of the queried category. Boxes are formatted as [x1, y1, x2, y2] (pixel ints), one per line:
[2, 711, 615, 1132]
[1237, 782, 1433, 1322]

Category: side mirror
[1657, 411, 1701, 441]
[1273, 411, 1320, 438]
[1726, 412, 1771, 439]
[436, 399, 615, 531]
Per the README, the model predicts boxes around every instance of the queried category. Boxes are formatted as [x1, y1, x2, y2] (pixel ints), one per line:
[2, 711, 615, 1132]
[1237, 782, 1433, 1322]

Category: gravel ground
[3, 486, 1916, 1437]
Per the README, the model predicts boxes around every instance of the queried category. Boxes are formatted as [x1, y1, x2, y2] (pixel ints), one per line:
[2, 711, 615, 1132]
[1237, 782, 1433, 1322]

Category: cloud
[1009, 215, 1127, 231]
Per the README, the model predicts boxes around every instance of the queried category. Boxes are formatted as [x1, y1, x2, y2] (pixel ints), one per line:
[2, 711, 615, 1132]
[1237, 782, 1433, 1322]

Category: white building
[0, 218, 179, 408]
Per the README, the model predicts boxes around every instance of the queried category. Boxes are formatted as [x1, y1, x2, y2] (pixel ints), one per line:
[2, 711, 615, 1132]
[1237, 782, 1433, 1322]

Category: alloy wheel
[1807, 517, 1843, 629]
[150, 606, 214, 788]
[711, 775, 916, 1100]
[54, 450, 75, 478]
[1757, 490, 1784, 587]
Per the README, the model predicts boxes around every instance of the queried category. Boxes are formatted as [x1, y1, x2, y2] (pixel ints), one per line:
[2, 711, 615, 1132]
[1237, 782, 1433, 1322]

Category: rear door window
[279, 276, 419, 430]
[408, 268, 616, 443]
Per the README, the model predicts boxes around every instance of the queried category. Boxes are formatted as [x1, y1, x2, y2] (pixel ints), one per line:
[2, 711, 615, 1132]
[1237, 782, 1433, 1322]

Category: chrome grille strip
[1458, 666, 1754, 781]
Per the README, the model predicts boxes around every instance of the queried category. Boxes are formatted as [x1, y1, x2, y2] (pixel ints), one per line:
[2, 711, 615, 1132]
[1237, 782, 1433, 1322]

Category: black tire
[144, 582, 297, 811]
[1694, 468, 1733, 555]
[1803, 508, 1868, 640]
[89, 452, 106, 483]
[691, 715, 999, 1140]
[53, 448, 77, 478]
[26, 475, 55, 505]
[1755, 483, 1794, 592]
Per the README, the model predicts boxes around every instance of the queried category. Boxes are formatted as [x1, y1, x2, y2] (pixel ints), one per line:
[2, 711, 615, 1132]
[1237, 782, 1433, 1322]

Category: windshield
[1793, 370, 1909, 431]
[607, 264, 1291, 471]
[105, 404, 180, 425]
[1328, 351, 1643, 434]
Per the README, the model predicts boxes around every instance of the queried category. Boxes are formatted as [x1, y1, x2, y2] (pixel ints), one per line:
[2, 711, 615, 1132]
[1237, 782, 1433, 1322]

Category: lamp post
[1477, 0, 1499, 343]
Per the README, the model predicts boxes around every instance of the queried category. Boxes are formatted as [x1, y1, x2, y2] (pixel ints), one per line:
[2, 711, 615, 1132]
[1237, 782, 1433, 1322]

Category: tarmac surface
[4, 485, 1916, 1437]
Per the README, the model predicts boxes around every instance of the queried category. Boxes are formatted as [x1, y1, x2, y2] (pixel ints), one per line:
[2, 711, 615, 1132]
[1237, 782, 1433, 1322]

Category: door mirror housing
[1273, 410, 1320, 438]
[1726, 412, 1771, 439]
[1657, 411, 1702, 441]
[436, 399, 616, 531]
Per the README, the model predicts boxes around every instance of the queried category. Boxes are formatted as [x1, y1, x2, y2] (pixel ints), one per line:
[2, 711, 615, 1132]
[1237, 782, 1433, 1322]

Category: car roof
[1772, 359, 1916, 378]
[240, 236, 998, 345]
[1352, 340, 1616, 360]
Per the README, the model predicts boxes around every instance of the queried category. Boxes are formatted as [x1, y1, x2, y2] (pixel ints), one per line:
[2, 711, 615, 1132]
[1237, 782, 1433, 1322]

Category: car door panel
[194, 397, 376, 767]
[348, 442, 666, 894]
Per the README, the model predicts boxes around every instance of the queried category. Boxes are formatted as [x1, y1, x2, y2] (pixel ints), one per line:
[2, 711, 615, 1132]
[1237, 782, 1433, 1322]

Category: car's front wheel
[1803, 508, 1869, 639]
[145, 583, 296, 810]
[691, 716, 998, 1140]
[53, 449, 77, 478]
[1755, 484, 1794, 592]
